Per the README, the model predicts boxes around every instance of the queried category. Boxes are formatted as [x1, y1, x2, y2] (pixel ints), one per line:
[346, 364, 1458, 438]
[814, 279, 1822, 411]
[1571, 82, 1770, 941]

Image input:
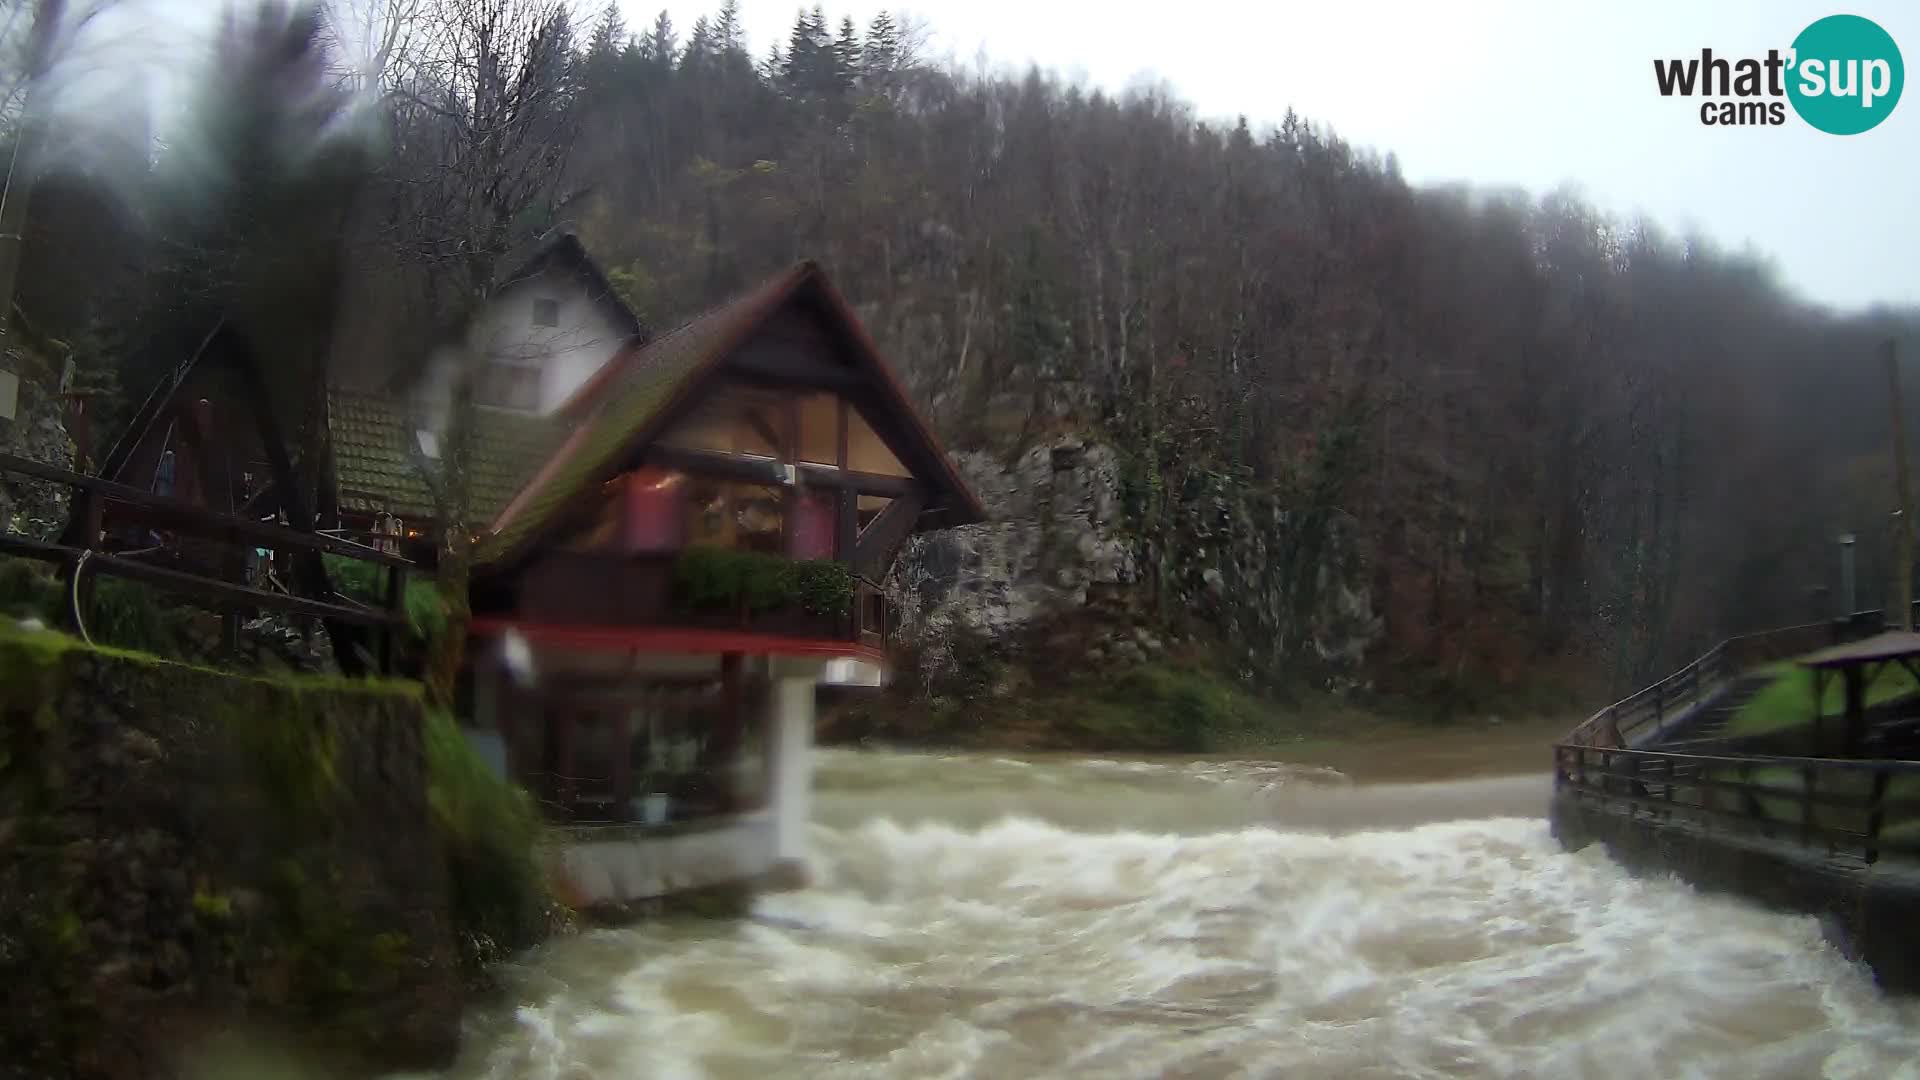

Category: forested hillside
[9, 0, 1919, 703]
[543, 2, 1920, 697]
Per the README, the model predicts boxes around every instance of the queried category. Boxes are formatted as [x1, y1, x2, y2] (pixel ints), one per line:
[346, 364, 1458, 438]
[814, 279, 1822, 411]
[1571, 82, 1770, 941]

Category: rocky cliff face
[888, 436, 1384, 689]
[0, 347, 73, 538]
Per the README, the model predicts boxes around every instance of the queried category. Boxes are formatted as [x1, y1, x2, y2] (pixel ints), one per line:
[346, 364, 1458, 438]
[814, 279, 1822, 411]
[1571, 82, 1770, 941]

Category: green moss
[0, 627, 499, 1070]
[193, 888, 235, 921]
[671, 545, 854, 616]
[423, 710, 554, 969]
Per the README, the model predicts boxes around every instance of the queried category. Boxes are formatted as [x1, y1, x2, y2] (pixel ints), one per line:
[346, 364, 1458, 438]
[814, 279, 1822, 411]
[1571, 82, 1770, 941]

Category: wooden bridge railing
[1555, 744, 1920, 864]
[0, 451, 413, 673]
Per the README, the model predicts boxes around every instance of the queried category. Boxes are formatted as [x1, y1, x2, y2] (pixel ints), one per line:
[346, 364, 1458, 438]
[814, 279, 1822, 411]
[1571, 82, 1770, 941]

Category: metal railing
[1565, 612, 1904, 748]
[1555, 744, 1920, 864]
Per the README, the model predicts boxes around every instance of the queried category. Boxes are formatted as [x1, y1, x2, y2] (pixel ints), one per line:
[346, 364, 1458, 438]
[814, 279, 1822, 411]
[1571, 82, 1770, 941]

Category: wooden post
[1800, 765, 1815, 848]
[1813, 668, 1826, 751]
[706, 653, 745, 811]
[379, 564, 405, 674]
[1843, 664, 1867, 758]
[554, 706, 577, 821]
[220, 542, 244, 656]
[1887, 339, 1913, 631]
[1866, 769, 1890, 864]
[611, 703, 633, 823]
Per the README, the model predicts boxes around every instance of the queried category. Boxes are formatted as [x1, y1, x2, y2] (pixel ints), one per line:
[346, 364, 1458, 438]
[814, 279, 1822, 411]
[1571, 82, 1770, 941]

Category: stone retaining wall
[0, 628, 462, 1078]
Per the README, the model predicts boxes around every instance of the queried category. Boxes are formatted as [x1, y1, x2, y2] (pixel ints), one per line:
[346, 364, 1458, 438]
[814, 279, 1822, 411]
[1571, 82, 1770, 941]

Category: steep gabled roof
[475, 262, 986, 569]
[498, 230, 646, 343]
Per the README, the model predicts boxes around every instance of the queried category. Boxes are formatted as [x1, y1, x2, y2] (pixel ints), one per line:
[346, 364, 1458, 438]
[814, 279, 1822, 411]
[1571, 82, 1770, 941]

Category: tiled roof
[475, 266, 806, 567]
[328, 390, 568, 526]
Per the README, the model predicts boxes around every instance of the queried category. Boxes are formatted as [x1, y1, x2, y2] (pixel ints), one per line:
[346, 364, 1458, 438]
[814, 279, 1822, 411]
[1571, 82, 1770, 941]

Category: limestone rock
[888, 435, 1385, 685]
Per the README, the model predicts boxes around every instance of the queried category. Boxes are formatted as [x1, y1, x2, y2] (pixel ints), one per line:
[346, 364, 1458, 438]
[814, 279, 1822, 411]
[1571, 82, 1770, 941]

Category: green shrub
[1070, 663, 1258, 752]
[0, 556, 62, 623]
[423, 711, 551, 965]
[0, 556, 191, 656]
[321, 554, 446, 642]
[671, 546, 854, 616]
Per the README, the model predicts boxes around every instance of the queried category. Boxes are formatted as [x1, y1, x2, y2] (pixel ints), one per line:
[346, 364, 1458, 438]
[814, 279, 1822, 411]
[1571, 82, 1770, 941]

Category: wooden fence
[0, 452, 413, 673]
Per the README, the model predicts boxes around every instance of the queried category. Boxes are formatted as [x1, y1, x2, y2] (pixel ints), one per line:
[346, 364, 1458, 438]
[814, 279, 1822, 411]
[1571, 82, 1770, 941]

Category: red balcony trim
[468, 617, 888, 664]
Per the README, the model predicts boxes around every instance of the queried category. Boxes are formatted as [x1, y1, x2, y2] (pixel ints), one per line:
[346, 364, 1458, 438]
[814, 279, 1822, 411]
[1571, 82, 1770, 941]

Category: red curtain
[622, 468, 685, 552]
[790, 490, 836, 559]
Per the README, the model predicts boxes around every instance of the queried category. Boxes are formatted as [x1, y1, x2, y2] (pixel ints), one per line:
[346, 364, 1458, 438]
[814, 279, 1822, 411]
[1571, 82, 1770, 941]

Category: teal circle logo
[1787, 15, 1904, 135]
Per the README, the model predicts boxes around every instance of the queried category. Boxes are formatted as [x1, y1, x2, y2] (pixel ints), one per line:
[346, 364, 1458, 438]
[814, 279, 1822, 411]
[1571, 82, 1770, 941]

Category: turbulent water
[435, 750, 1920, 1079]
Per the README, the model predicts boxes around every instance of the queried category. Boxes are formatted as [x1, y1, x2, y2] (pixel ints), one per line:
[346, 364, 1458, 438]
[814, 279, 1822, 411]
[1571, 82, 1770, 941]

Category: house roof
[329, 389, 569, 524]
[475, 261, 987, 569]
[499, 230, 645, 343]
[1799, 631, 1920, 671]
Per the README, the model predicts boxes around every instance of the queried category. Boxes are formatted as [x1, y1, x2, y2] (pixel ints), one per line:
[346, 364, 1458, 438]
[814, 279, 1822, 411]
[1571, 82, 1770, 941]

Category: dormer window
[531, 298, 560, 328]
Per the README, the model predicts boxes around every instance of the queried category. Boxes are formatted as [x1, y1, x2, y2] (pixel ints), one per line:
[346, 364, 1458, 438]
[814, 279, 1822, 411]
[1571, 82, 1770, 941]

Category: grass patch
[1065, 664, 1267, 753]
[1730, 661, 1920, 737]
[0, 555, 195, 657]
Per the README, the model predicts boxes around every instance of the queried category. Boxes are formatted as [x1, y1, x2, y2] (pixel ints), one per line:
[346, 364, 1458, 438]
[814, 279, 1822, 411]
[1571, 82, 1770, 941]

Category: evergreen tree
[587, 0, 626, 61]
[834, 15, 862, 90]
[863, 11, 900, 80]
[782, 5, 835, 99]
[715, 0, 747, 55]
[685, 16, 715, 67]
[642, 10, 677, 70]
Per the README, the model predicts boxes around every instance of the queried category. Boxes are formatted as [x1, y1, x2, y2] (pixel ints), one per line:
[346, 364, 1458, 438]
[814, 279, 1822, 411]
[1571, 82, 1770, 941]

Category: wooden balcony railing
[501, 549, 894, 651]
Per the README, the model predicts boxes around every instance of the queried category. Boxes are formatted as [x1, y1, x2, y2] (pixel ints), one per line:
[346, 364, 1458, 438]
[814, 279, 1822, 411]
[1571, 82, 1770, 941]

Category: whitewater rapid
[438, 751, 1920, 1079]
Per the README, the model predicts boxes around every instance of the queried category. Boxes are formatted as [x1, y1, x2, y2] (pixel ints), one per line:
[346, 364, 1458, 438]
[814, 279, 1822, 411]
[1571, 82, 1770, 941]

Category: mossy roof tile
[328, 390, 569, 525]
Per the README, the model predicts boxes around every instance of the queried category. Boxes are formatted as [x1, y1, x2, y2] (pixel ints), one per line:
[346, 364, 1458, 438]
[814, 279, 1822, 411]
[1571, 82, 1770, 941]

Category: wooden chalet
[457, 260, 984, 902]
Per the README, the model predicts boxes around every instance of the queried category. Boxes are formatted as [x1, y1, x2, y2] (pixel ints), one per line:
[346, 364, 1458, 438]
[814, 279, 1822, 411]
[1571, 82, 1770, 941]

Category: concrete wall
[552, 815, 778, 904]
[1551, 788, 1920, 993]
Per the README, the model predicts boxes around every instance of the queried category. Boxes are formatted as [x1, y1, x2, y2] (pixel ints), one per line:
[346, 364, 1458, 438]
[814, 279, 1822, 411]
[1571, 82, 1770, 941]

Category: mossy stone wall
[0, 629, 463, 1078]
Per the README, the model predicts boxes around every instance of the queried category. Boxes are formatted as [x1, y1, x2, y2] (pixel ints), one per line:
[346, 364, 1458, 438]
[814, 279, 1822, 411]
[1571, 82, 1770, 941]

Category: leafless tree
[374, 0, 577, 703]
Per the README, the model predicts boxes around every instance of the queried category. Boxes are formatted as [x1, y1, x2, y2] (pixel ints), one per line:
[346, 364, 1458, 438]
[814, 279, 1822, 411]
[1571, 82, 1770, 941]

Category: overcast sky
[624, 0, 1917, 314]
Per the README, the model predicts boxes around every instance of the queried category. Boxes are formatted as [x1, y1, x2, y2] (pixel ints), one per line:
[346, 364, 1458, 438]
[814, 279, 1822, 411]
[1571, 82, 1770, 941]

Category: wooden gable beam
[851, 491, 925, 580]
[727, 340, 865, 389]
[640, 444, 916, 497]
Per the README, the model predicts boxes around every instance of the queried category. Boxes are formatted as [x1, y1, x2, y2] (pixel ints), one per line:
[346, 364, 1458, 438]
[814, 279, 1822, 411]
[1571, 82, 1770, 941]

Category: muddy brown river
[427, 745, 1920, 1079]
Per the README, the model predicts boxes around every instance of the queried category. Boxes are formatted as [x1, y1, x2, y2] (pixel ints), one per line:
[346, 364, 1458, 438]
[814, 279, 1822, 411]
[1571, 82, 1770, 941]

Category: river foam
[439, 753, 1920, 1080]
